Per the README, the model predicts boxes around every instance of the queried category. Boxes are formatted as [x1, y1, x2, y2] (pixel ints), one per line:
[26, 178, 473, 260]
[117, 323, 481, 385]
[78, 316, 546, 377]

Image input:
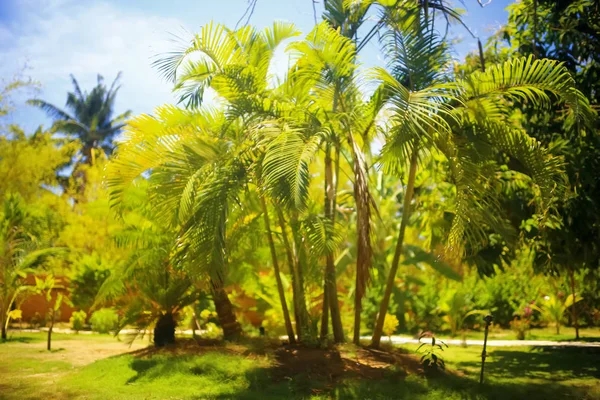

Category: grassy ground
[460, 326, 600, 341]
[1, 332, 599, 400]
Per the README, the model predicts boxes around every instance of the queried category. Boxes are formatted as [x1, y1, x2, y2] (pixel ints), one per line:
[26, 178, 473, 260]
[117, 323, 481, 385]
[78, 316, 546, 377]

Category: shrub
[510, 317, 530, 340]
[200, 322, 223, 339]
[417, 334, 448, 374]
[29, 312, 44, 328]
[90, 308, 118, 334]
[69, 310, 87, 332]
[70, 261, 110, 311]
[382, 314, 399, 343]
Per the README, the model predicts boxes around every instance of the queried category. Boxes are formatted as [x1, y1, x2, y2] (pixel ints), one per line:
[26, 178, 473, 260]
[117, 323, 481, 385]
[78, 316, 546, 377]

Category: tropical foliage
[1, 0, 598, 356]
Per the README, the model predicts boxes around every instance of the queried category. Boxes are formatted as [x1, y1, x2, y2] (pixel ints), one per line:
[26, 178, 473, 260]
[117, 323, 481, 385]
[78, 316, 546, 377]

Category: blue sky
[0, 0, 512, 131]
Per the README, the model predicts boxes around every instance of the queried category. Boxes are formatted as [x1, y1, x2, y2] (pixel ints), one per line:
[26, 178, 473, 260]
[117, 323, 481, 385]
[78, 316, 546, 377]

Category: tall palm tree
[150, 22, 308, 341]
[369, 10, 594, 347]
[28, 73, 131, 165]
[275, 19, 386, 344]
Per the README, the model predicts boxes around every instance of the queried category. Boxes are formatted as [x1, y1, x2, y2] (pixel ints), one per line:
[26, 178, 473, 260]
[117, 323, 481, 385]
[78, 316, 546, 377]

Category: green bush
[69, 310, 87, 332]
[200, 322, 223, 339]
[90, 308, 118, 334]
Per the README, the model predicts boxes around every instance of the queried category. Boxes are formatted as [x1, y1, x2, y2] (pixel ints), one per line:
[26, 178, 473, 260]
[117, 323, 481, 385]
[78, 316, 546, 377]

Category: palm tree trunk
[154, 312, 176, 347]
[290, 214, 315, 341]
[371, 147, 418, 348]
[1, 305, 7, 340]
[260, 197, 296, 344]
[321, 144, 345, 343]
[211, 279, 241, 341]
[329, 147, 345, 343]
[569, 269, 579, 340]
[353, 270, 363, 345]
[276, 208, 310, 341]
[348, 136, 373, 345]
[320, 281, 329, 340]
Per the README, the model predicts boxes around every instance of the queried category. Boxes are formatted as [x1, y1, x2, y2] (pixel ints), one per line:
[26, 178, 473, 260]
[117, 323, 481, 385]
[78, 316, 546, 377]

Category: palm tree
[369, 10, 593, 347]
[28, 73, 131, 165]
[276, 20, 386, 344]
[96, 190, 200, 346]
[0, 194, 65, 340]
[107, 106, 245, 340]
[149, 22, 307, 341]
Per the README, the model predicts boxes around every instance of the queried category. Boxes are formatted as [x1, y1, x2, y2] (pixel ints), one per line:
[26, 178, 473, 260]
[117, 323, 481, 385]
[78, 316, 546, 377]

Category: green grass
[458, 326, 600, 341]
[2, 331, 134, 343]
[1, 332, 599, 400]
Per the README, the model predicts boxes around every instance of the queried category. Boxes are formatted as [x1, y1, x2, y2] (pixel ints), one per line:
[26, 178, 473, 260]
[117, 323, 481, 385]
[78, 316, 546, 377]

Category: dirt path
[3, 338, 147, 366]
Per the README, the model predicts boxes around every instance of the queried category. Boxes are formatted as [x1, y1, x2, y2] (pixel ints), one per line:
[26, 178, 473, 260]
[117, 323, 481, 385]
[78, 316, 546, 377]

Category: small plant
[69, 310, 87, 332]
[35, 276, 66, 351]
[510, 305, 532, 340]
[417, 333, 448, 374]
[510, 317, 529, 340]
[29, 312, 43, 329]
[90, 308, 118, 334]
[200, 322, 223, 339]
[199, 309, 218, 327]
[531, 295, 582, 335]
[382, 314, 399, 343]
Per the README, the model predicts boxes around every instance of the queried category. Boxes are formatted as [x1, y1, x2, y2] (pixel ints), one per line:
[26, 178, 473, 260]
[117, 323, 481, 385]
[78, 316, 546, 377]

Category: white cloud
[1, 1, 189, 130]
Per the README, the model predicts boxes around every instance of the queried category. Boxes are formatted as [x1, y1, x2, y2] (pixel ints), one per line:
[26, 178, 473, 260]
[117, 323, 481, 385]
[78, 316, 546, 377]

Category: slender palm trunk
[353, 266, 363, 345]
[329, 147, 345, 343]
[371, 147, 419, 348]
[260, 197, 296, 344]
[569, 269, 579, 340]
[321, 144, 345, 343]
[320, 281, 329, 340]
[276, 208, 311, 341]
[290, 214, 315, 341]
[1, 304, 7, 340]
[349, 136, 373, 345]
[211, 279, 241, 341]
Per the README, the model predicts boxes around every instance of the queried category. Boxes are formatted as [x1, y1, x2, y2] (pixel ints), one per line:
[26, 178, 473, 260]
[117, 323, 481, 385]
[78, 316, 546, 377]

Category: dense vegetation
[1, 0, 599, 357]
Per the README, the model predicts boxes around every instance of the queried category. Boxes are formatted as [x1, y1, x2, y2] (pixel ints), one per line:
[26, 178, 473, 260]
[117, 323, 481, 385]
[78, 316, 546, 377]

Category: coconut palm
[369, 10, 594, 347]
[28, 73, 131, 165]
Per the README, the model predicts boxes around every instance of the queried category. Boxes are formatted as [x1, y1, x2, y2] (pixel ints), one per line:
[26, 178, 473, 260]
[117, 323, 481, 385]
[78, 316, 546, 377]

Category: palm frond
[262, 123, 320, 210]
[26, 99, 74, 121]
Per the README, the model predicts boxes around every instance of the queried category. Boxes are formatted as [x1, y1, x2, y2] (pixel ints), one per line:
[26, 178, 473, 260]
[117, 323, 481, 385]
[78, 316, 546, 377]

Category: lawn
[0, 332, 598, 400]
[461, 326, 600, 342]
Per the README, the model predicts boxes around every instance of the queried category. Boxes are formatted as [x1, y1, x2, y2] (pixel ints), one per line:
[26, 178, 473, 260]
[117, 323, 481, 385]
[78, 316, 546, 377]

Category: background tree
[28, 73, 131, 165]
[480, 0, 600, 339]
[369, 6, 591, 347]
[0, 194, 65, 340]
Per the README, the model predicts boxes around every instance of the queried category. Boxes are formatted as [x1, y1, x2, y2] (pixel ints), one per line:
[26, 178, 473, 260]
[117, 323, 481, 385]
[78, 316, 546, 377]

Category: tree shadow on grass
[1, 336, 37, 344]
[121, 342, 599, 400]
[456, 346, 599, 381]
[558, 337, 600, 343]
